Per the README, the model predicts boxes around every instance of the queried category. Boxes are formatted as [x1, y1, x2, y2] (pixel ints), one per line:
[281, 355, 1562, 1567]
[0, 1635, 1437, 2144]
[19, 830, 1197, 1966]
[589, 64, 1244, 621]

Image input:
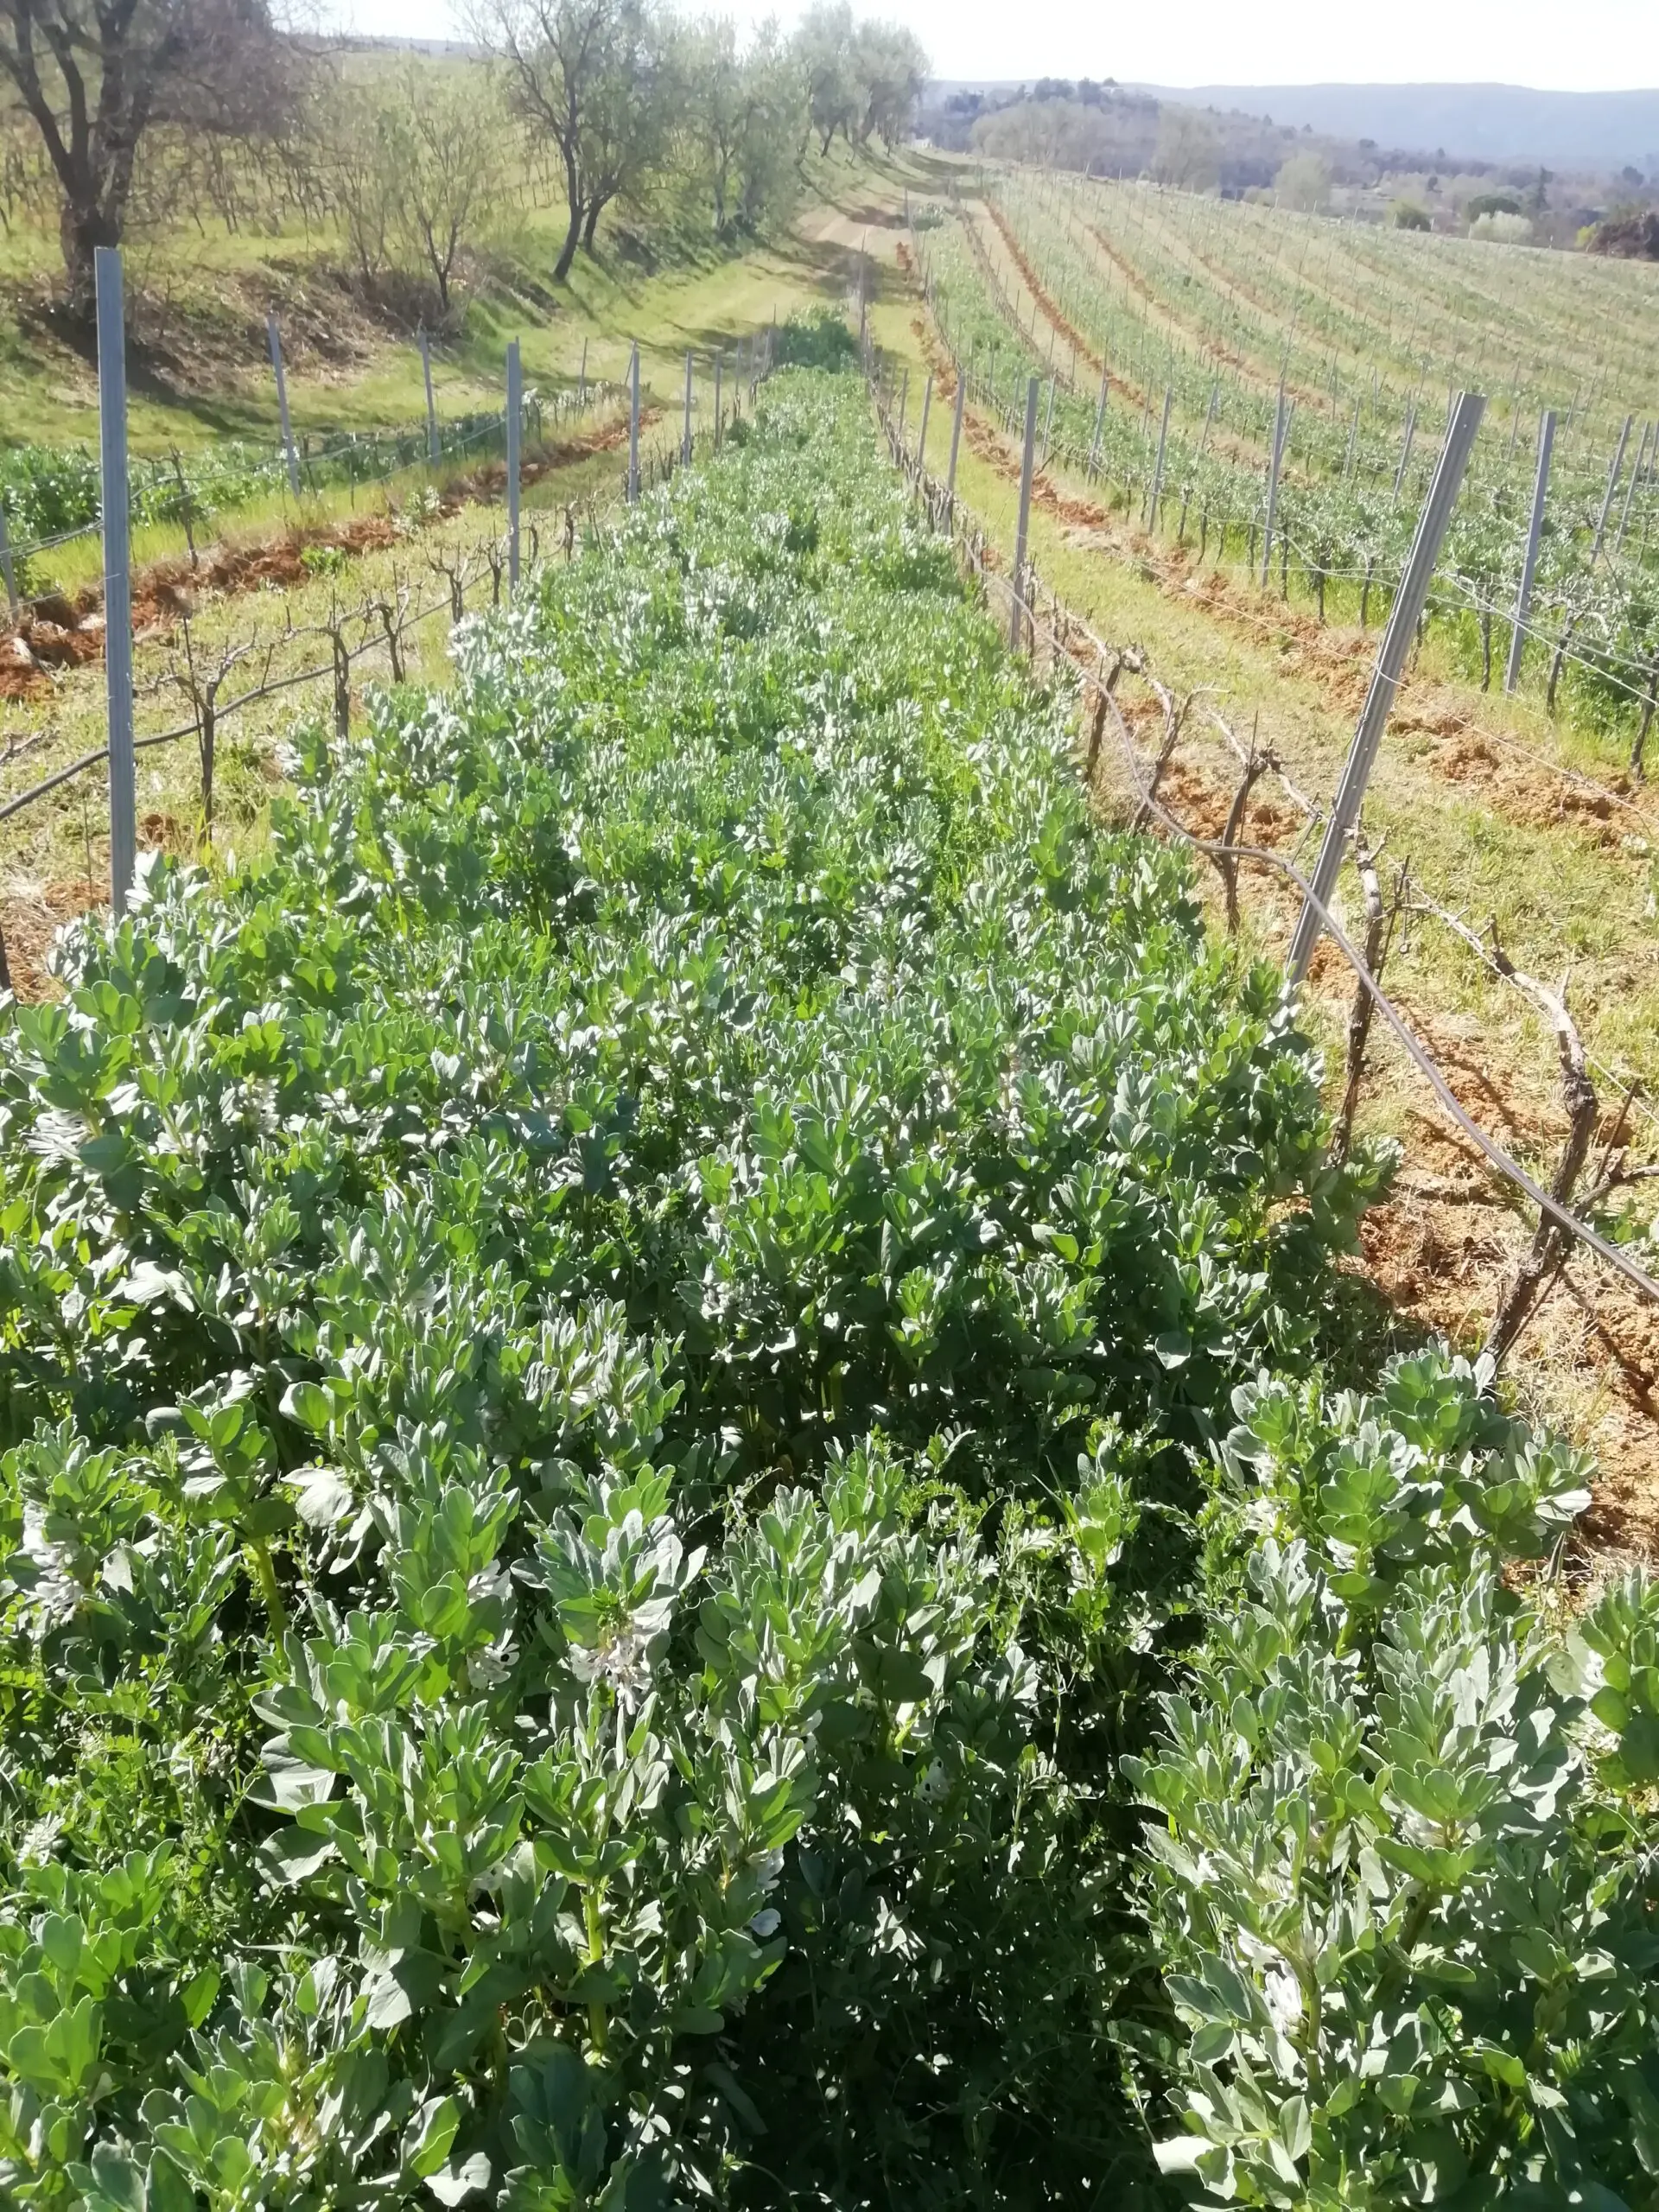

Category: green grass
[861, 205, 1659, 1508]
[0, 141, 903, 464]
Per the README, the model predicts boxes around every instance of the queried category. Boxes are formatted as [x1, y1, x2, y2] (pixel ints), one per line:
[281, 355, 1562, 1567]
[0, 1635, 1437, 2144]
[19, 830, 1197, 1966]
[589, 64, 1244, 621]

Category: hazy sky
[327, 0, 1659, 91]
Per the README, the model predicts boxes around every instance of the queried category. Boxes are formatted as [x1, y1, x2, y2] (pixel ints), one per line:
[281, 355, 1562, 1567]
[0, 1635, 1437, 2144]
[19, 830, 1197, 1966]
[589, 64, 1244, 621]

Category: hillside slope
[1138, 80, 1659, 166]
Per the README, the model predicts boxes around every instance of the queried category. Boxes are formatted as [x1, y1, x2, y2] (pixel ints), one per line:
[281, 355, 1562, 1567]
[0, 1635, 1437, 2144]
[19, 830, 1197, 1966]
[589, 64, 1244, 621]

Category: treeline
[925, 80, 1330, 198]
[0, 0, 925, 314]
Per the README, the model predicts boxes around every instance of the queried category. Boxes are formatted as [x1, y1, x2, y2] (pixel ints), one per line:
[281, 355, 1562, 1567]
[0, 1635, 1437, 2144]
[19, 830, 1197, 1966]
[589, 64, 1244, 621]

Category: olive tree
[0, 0, 297, 308]
[474, 0, 672, 281]
[794, 0, 856, 154]
[791, 3, 924, 156]
[851, 18, 924, 148]
[680, 15, 803, 236]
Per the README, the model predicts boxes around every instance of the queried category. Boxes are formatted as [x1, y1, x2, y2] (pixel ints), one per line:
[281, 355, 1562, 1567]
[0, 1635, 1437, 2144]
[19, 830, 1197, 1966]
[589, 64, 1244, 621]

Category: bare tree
[0, 0, 299, 308]
[397, 58, 505, 315]
[1150, 105, 1220, 194]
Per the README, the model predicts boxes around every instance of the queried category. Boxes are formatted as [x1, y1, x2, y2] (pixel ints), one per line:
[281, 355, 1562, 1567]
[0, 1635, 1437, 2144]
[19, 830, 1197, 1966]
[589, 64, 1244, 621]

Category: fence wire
[868, 349, 1659, 1315]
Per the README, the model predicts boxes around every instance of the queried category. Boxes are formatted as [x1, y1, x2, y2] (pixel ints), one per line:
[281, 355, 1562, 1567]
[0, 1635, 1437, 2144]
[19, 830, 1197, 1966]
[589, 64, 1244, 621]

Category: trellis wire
[868, 338, 1659, 1315]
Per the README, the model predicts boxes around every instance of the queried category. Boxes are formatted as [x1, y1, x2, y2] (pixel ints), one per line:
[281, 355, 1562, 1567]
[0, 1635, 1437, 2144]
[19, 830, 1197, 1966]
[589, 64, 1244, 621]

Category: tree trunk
[582, 195, 606, 252]
[553, 198, 582, 283]
[60, 200, 118, 314]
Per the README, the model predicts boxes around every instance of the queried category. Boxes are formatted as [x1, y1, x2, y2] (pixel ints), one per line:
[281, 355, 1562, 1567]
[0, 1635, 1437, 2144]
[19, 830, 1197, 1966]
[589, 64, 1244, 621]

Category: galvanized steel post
[946, 372, 965, 515]
[627, 342, 640, 502]
[1288, 392, 1486, 982]
[1147, 386, 1173, 533]
[1614, 420, 1651, 559]
[1591, 412, 1634, 562]
[1261, 385, 1288, 588]
[266, 314, 302, 499]
[1390, 398, 1418, 505]
[505, 339, 522, 594]
[1087, 357, 1109, 479]
[1010, 376, 1039, 654]
[419, 327, 440, 464]
[1505, 408, 1555, 694]
[97, 247, 137, 918]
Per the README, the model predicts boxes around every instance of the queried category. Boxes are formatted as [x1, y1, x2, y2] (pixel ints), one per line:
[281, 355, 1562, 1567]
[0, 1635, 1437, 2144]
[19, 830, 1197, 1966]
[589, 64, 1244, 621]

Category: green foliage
[1389, 200, 1433, 230]
[0, 366, 1651, 2212]
[772, 307, 861, 370]
[918, 175, 1659, 734]
[0, 414, 507, 563]
[1465, 190, 1525, 222]
[1131, 1355, 1659, 2206]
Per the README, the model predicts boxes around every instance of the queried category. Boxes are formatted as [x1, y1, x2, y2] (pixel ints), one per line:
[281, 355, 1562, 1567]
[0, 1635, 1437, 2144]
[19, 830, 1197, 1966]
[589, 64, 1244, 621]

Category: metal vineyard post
[97, 247, 137, 918]
[1613, 419, 1651, 558]
[1591, 413, 1634, 563]
[1261, 386, 1288, 588]
[1147, 387, 1173, 534]
[419, 328, 440, 466]
[1011, 377, 1039, 653]
[266, 315, 302, 500]
[1390, 399, 1417, 506]
[1505, 409, 1555, 695]
[1289, 392, 1486, 982]
[505, 340, 522, 594]
[627, 343, 640, 504]
[1088, 358, 1109, 480]
[946, 374, 965, 517]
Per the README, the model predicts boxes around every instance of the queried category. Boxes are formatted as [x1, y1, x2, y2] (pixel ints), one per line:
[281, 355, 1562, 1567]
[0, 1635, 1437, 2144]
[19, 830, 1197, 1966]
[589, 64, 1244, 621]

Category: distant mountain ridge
[1133, 83, 1659, 168]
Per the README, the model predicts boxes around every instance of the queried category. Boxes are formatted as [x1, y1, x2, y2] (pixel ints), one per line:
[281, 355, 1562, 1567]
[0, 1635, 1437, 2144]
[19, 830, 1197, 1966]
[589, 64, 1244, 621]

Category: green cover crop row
[0, 348, 1656, 2210]
[0, 407, 519, 572]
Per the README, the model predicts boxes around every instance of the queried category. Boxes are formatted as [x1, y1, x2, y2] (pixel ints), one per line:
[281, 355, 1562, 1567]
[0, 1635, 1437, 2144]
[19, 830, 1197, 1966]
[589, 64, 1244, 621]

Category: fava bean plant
[0, 413, 509, 575]
[0, 342, 1654, 2210]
